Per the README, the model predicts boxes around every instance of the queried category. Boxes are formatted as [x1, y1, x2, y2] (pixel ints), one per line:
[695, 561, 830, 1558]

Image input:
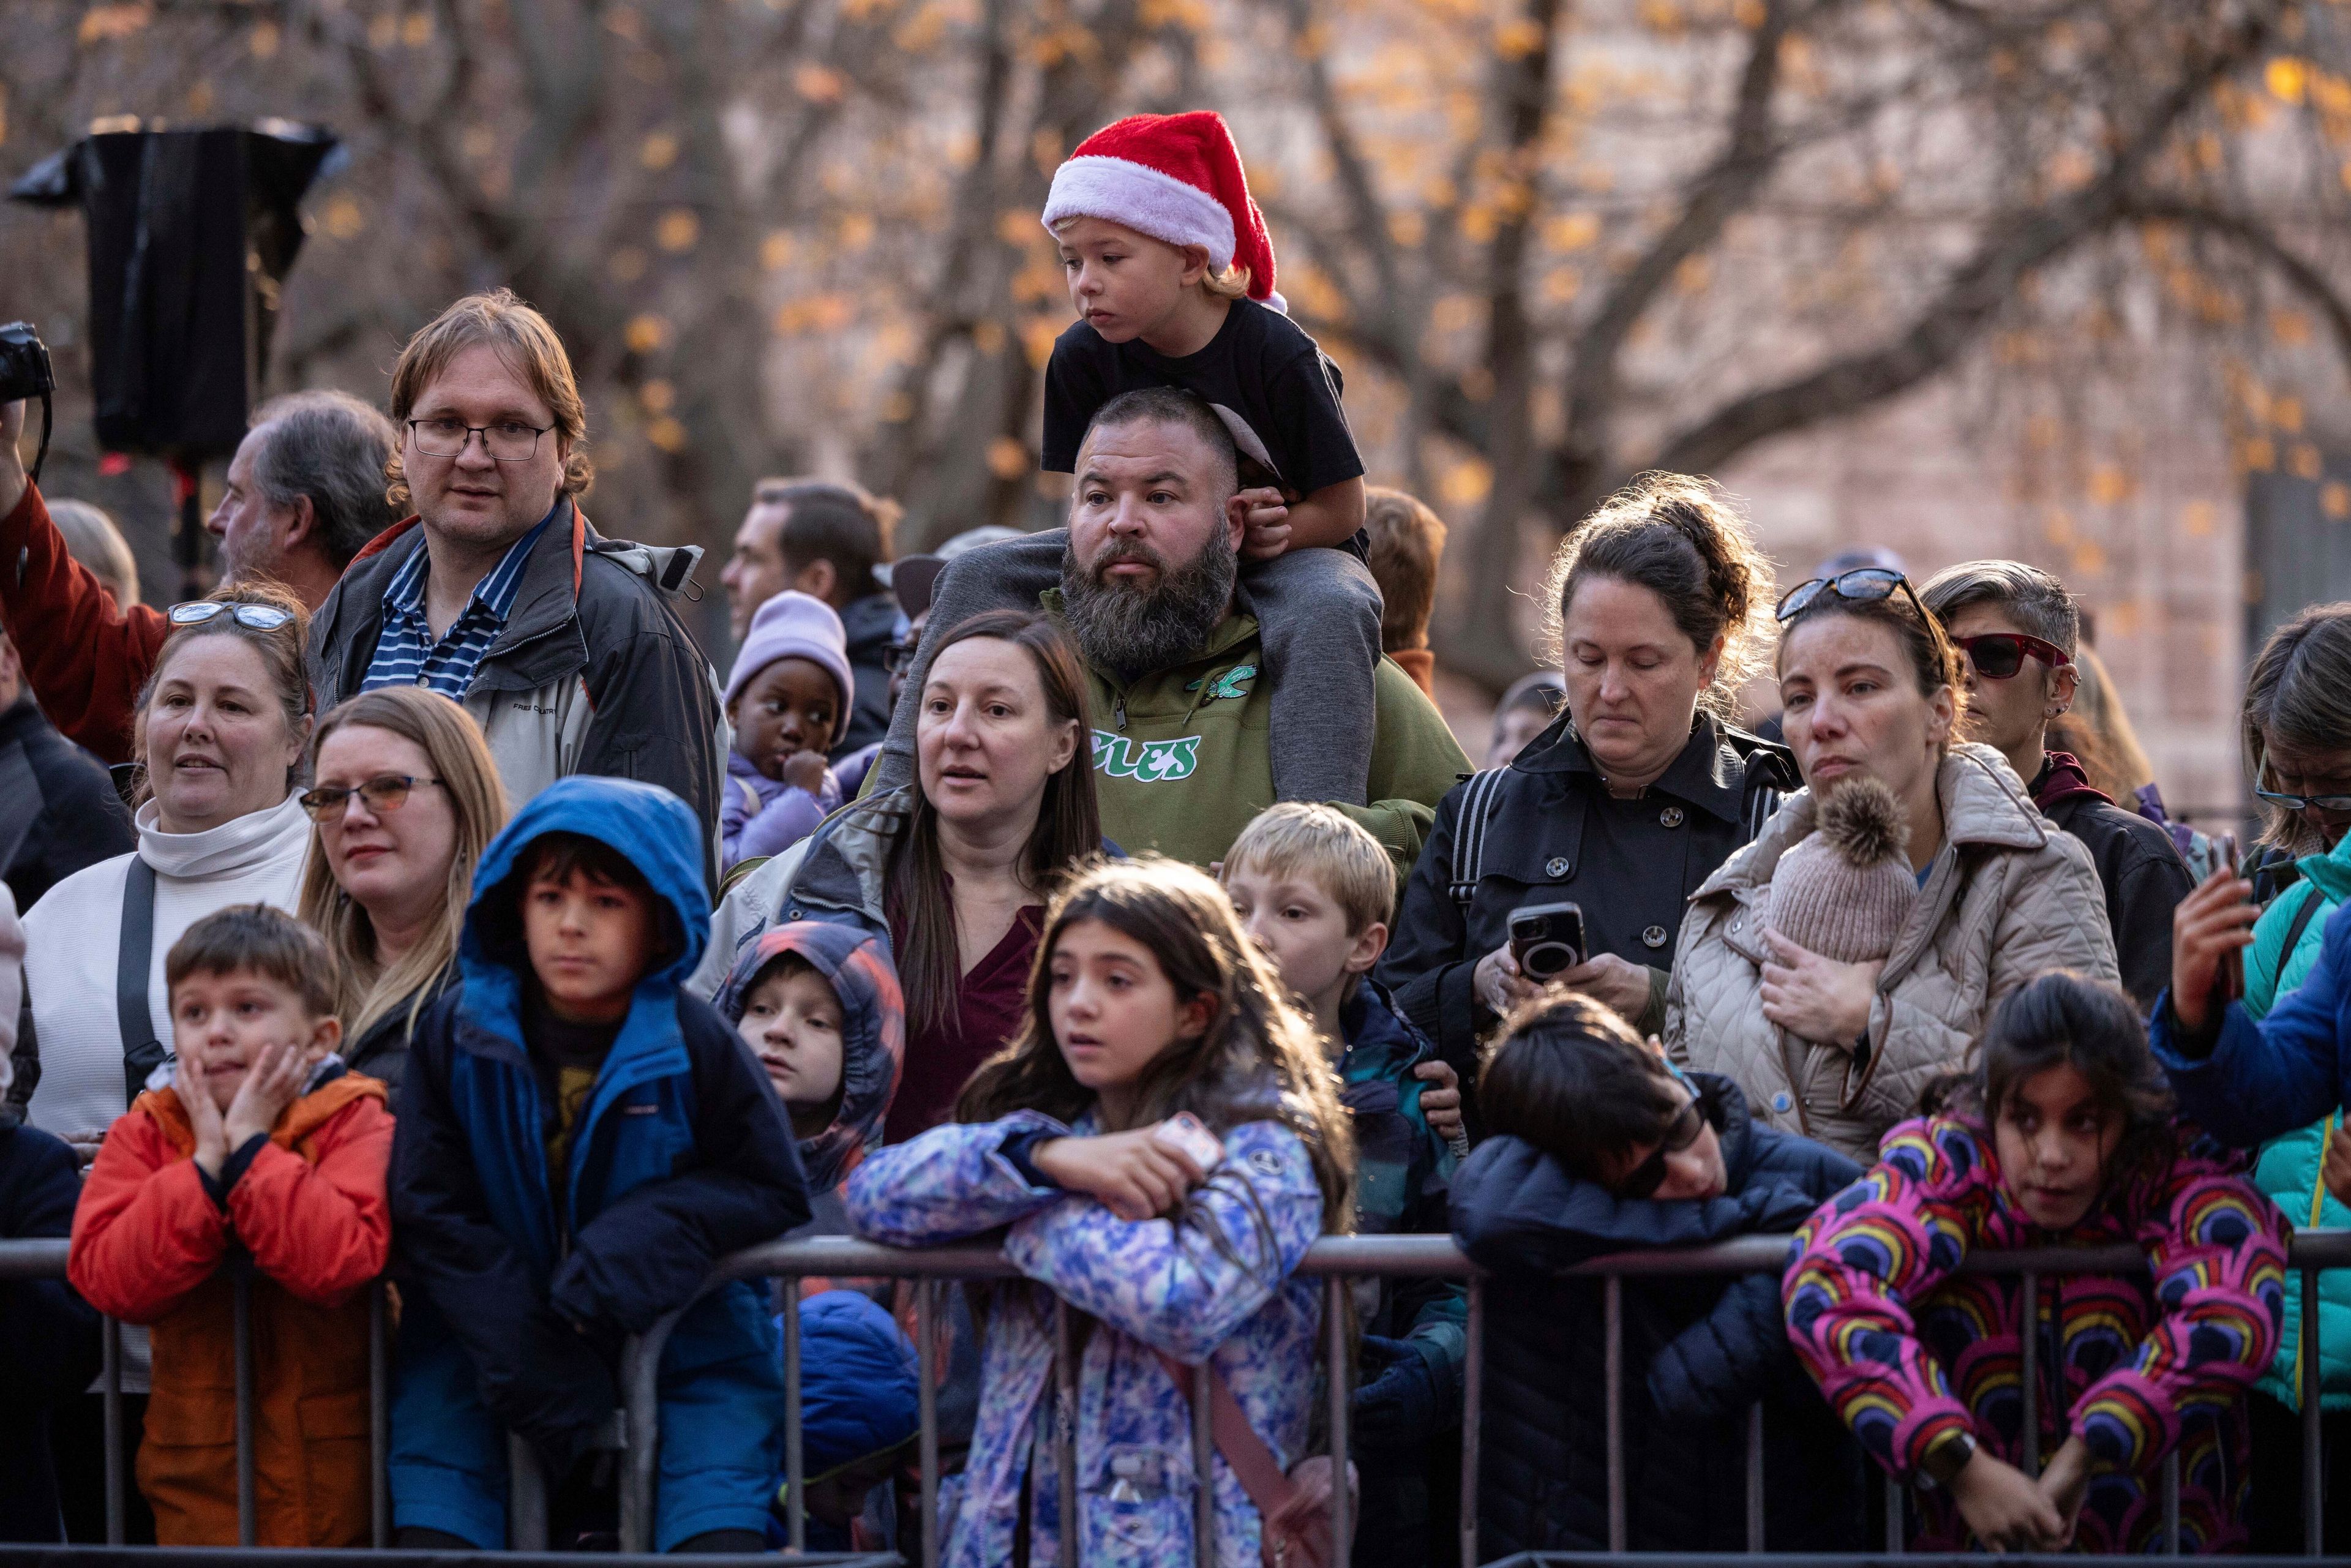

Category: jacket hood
[713, 918, 904, 1191]
[785, 1289, 920, 1479]
[2296, 828, 2351, 903]
[461, 775, 711, 1019]
[1696, 741, 2045, 902]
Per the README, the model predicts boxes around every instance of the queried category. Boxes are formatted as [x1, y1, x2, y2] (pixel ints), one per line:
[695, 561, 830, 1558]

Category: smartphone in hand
[2214, 831, 2244, 1002]
[1152, 1111, 1224, 1176]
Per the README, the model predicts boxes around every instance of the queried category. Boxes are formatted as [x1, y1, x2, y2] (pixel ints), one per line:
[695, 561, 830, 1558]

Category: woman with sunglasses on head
[1381, 474, 1799, 1127]
[12, 582, 315, 1544]
[2152, 601, 2351, 1550]
[1450, 989, 1864, 1555]
[1666, 563, 2117, 1162]
[1921, 561, 2192, 1010]
[298, 688, 508, 1090]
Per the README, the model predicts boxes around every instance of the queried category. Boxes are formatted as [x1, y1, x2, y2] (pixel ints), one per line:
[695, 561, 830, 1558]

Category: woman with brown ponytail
[1381, 473, 1800, 1098]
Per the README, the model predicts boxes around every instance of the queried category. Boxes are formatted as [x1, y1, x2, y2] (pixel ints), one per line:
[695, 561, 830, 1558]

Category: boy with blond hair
[882, 111, 1386, 810]
[70, 905, 392, 1547]
[1221, 802, 1466, 1568]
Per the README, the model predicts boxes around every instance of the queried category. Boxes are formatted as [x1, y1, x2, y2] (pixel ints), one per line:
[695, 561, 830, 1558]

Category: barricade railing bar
[5, 1228, 2345, 1562]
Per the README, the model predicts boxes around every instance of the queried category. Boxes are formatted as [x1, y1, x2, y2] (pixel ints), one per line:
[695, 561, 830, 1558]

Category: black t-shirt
[1042, 298, 1365, 499]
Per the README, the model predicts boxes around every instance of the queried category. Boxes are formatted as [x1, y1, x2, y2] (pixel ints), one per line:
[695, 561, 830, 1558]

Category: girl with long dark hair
[846, 857, 1352, 1566]
[1787, 972, 2286, 1553]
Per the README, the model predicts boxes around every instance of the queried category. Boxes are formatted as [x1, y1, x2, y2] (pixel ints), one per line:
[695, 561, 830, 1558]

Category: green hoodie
[2243, 830, 2351, 1411]
[1054, 592, 1471, 874]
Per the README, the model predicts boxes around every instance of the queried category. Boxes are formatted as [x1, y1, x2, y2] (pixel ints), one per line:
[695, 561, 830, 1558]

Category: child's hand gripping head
[165, 906, 343, 1175]
[737, 952, 847, 1139]
[1481, 991, 1727, 1201]
[722, 590, 853, 787]
[519, 832, 666, 1026]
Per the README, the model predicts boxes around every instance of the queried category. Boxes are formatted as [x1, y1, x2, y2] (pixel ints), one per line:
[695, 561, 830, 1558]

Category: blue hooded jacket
[388, 777, 809, 1550]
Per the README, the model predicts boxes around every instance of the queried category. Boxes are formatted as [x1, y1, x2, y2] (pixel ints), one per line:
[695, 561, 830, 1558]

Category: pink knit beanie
[1764, 778, 1918, 963]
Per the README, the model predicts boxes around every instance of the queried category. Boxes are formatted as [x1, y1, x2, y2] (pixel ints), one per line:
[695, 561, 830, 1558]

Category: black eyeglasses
[1775, 567, 1932, 627]
[1957, 631, 2071, 681]
[1617, 1086, 1709, 1199]
[883, 637, 920, 677]
[299, 774, 445, 821]
[2253, 750, 2351, 813]
[168, 601, 296, 630]
[406, 417, 552, 462]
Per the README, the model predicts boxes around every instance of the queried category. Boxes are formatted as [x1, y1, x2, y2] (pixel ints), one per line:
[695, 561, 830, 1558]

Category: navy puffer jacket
[1450, 1075, 1864, 1554]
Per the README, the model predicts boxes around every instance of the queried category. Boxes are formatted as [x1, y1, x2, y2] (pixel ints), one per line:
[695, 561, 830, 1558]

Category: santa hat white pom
[1041, 111, 1279, 306]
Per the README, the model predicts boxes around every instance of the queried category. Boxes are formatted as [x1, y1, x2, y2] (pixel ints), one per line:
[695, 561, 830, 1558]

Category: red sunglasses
[1956, 632, 2070, 681]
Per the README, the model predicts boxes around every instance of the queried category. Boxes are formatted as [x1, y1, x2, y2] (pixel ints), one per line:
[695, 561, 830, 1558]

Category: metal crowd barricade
[4, 1226, 2345, 1561]
[621, 1228, 2351, 1566]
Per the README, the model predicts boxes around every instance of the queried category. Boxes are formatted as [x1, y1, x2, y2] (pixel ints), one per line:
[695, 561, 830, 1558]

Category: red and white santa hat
[1042, 110, 1280, 306]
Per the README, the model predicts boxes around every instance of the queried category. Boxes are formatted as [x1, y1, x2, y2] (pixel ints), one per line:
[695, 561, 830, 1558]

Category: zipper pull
[1114, 691, 1127, 731]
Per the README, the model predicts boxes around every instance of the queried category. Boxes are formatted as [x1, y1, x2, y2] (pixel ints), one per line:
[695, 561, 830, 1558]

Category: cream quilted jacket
[1664, 743, 2117, 1162]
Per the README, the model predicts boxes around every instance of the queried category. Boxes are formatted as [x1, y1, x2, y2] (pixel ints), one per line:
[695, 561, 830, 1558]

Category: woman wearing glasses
[1665, 563, 2117, 1163]
[1921, 561, 2194, 1010]
[1381, 474, 1799, 1116]
[14, 582, 315, 1543]
[298, 688, 509, 1090]
[2154, 602, 2351, 1551]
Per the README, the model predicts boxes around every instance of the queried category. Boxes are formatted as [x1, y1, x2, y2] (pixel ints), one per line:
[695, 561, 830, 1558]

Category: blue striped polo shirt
[359, 505, 560, 700]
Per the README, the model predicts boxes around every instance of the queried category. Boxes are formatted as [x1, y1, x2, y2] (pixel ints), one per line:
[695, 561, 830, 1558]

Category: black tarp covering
[9, 121, 340, 457]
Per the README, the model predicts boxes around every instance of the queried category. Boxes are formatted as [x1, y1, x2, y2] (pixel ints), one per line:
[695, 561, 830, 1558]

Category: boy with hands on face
[69, 906, 392, 1547]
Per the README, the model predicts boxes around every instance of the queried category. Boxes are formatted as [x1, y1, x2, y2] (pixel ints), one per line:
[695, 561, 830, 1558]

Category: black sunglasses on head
[1775, 567, 1932, 627]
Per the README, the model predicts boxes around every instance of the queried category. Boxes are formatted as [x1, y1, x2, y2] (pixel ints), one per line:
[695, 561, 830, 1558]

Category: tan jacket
[1665, 743, 2117, 1162]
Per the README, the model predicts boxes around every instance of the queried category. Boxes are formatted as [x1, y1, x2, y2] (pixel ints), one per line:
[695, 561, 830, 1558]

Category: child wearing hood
[723, 591, 853, 870]
[716, 920, 906, 1231]
[385, 776, 810, 1553]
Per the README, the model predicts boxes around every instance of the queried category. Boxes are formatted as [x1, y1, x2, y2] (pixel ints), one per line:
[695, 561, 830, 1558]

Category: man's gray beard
[1059, 528, 1239, 681]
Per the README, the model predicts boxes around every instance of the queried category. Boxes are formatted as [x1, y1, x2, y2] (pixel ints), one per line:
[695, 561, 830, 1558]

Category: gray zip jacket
[308, 498, 724, 895]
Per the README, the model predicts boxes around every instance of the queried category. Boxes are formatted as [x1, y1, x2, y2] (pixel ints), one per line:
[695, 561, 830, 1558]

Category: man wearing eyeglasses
[306, 290, 723, 892]
[1921, 561, 2192, 1009]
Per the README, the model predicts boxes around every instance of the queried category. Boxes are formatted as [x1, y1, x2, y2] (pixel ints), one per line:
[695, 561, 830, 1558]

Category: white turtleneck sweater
[23, 791, 312, 1140]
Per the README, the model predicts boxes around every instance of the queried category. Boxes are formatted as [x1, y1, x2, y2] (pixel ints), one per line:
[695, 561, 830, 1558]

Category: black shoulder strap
[2281, 883, 2328, 975]
[116, 858, 168, 1105]
[1447, 768, 1510, 908]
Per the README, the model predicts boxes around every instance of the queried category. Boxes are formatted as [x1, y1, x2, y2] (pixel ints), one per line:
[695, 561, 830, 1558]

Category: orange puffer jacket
[67, 1068, 392, 1547]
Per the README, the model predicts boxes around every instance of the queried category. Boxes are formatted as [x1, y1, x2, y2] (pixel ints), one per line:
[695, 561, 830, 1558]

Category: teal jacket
[2243, 831, 2351, 1411]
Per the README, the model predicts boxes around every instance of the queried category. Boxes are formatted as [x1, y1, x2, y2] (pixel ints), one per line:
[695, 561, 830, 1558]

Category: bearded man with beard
[956, 386, 1466, 871]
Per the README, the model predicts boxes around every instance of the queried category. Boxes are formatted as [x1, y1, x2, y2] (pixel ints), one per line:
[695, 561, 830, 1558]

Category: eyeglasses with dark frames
[406, 417, 552, 463]
[299, 774, 446, 822]
[1955, 631, 2071, 681]
[1774, 566, 1933, 628]
[2252, 748, 2351, 814]
[883, 638, 920, 677]
[167, 601, 296, 631]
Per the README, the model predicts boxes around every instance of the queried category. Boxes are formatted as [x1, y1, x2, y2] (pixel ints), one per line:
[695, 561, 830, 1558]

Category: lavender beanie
[725, 590, 854, 715]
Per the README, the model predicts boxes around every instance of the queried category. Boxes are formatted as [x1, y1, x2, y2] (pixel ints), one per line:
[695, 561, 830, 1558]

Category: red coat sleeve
[0, 481, 168, 764]
[67, 1112, 227, 1324]
[228, 1096, 393, 1309]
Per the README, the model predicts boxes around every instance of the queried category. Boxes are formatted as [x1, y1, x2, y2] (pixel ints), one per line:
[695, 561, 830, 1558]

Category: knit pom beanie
[1764, 778, 1918, 963]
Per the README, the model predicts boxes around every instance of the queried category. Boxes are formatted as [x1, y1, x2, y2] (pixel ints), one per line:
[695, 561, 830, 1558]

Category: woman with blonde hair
[298, 687, 508, 1087]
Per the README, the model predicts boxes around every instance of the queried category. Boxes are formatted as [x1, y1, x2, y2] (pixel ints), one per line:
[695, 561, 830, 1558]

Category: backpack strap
[2280, 883, 2328, 975]
[1446, 768, 1510, 909]
[116, 858, 170, 1106]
